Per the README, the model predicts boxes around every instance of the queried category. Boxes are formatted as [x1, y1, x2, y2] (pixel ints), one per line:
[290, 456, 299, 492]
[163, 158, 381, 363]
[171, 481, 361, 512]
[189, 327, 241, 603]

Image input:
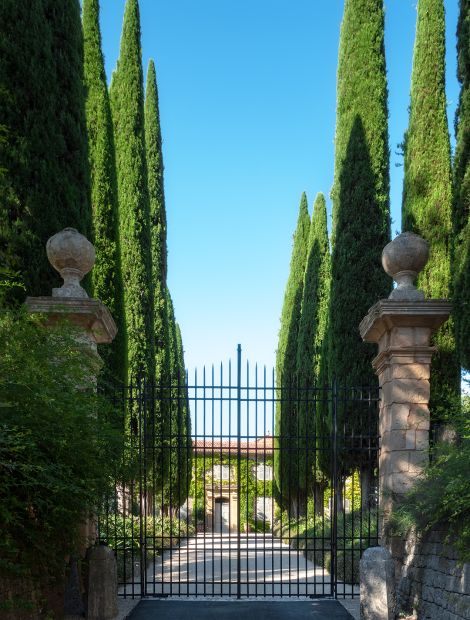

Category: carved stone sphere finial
[46, 228, 95, 298]
[382, 232, 429, 301]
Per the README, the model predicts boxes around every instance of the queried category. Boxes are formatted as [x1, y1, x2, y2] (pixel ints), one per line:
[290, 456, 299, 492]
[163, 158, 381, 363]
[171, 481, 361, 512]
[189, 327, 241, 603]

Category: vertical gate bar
[203, 366, 207, 596]
[211, 364, 215, 595]
[177, 368, 182, 595]
[194, 368, 199, 597]
[138, 375, 146, 598]
[151, 376, 156, 597]
[245, 359, 250, 597]
[331, 376, 338, 599]
[219, 362, 224, 595]
[236, 344, 242, 599]
[255, 362, 258, 599]
[263, 365, 267, 598]
[228, 358, 232, 597]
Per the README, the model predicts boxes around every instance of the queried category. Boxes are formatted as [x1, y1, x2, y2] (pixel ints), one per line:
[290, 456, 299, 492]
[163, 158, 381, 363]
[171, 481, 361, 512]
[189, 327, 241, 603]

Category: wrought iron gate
[98, 346, 380, 599]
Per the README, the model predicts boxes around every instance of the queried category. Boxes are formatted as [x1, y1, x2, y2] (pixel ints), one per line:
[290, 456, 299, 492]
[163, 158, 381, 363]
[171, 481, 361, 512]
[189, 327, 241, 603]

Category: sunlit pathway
[120, 533, 358, 599]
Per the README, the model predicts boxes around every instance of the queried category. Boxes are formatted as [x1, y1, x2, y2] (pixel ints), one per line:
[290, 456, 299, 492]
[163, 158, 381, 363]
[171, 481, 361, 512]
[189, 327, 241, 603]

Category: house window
[252, 463, 273, 481]
[255, 496, 273, 522]
[211, 464, 232, 481]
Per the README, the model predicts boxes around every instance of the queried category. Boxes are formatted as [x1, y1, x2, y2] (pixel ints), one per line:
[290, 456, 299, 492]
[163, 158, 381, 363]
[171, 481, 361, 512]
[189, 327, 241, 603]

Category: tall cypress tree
[163, 292, 191, 513]
[82, 0, 126, 386]
[0, 0, 90, 302]
[402, 0, 460, 419]
[296, 193, 330, 516]
[174, 321, 192, 510]
[329, 0, 391, 493]
[144, 59, 170, 394]
[110, 0, 155, 384]
[453, 0, 470, 371]
[274, 193, 310, 517]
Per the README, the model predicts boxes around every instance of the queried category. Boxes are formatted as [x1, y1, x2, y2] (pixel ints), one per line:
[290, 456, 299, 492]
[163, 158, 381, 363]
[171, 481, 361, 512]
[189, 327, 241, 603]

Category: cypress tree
[144, 59, 170, 397]
[164, 292, 191, 513]
[82, 0, 126, 386]
[329, 0, 391, 499]
[274, 193, 310, 517]
[110, 0, 155, 384]
[453, 0, 470, 370]
[174, 322, 192, 510]
[0, 0, 90, 302]
[296, 193, 330, 516]
[402, 0, 460, 419]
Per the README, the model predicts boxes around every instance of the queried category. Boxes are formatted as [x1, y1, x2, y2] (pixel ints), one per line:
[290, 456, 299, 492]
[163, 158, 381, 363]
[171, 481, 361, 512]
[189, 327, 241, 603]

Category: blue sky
[98, 0, 460, 374]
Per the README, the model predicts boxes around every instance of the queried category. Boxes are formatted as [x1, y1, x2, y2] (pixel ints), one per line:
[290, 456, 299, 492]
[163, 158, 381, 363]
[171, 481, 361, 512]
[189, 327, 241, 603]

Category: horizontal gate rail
[97, 346, 380, 600]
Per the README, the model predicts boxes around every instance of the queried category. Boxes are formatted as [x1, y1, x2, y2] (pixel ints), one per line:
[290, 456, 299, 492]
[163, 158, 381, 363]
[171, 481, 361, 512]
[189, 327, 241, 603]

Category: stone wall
[397, 528, 470, 619]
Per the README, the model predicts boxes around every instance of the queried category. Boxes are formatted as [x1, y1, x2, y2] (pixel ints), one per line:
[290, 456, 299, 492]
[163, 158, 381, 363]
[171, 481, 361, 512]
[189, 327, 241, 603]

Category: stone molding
[25, 296, 117, 345]
[359, 299, 452, 344]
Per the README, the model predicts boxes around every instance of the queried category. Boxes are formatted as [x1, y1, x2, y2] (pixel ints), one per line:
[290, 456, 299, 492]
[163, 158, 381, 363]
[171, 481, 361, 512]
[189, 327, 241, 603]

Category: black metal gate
[98, 346, 380, 600]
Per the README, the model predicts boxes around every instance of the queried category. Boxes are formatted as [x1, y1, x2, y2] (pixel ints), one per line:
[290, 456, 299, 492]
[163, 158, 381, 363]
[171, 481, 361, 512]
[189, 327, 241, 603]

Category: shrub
[0, 310, 121, 587]
[390, 412, 470, 562]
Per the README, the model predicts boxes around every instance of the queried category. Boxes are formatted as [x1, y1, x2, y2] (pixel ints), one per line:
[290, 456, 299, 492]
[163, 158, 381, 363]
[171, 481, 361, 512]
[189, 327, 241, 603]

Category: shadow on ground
[127, 600, 354, 619]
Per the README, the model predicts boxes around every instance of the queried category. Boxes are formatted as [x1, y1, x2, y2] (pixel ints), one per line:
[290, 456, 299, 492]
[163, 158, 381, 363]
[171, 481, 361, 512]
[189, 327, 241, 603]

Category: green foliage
[82, 0, 126, 387]
[390, 412, 470, 562]
[190, 455, 274, 532]
[296, 193, 331, 492]
[173, 323, 192, 508]
[279, 507, 378, 585]
[274, 193, 310, 515]
[102, 514, 195, 581]
[329, 0, 390, 471]
[145, 58, 169, 388]
[144, 60, 173, 494]
[160, 295, 191, 511]
[402, 0, 460, 420]
[0, 310, 120, 586]
[453, 0, 470, 371]
[0, 0, 91, 302]
[110, 0, 155, 383]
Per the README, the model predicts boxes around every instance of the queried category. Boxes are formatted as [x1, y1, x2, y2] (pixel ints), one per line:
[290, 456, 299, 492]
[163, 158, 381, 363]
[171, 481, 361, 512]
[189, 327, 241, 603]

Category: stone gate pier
[359, 233, 470, 620]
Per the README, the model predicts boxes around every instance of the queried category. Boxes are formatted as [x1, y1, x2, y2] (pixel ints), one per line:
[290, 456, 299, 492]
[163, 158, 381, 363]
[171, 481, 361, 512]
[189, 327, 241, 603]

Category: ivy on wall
[189, 455, 274, 531]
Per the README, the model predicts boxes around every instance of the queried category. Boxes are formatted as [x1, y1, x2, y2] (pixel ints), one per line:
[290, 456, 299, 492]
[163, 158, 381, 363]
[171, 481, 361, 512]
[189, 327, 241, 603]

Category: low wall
[397, 528, 470, 619]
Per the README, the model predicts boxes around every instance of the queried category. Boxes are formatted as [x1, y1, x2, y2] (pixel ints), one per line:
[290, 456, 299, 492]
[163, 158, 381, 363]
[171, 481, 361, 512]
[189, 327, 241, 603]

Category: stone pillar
[24, 228, 117, 618]
[359, 233, 450, 550]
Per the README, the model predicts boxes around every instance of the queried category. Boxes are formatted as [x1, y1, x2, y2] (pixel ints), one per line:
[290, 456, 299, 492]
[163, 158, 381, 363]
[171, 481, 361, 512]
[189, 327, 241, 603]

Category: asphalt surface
[127, 599, 355, 619]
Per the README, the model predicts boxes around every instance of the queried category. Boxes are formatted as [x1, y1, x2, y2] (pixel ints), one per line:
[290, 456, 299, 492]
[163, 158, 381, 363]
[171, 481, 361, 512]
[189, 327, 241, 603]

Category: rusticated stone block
[408, 405, 430, 429]
[390, 361, 430, 380]
[360, 546, 396, 620]
[383, 378, 430, 405]
[389, 404, 410, 430]
[87, 546, 117, 620]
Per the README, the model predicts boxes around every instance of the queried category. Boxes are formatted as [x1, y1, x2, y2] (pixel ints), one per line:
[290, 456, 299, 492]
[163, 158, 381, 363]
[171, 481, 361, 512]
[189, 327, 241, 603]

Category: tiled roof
[193, 436, 273, 457]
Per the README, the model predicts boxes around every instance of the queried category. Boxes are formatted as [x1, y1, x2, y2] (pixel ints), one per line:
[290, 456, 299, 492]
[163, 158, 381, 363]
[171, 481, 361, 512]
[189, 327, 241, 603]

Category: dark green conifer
[164, 292, 191, 513]
[110, 0, 155, 383]
[144, 59, 170, 394]
[403, 0, 460, 419]
[0, 0, 90, 301]
[453, 0, 470, 370]
[329, 0, 391, 501]
[296, 193, 330, 516]
[174, 322, 192, 510]
[82, 0, 126, 386]
[274, 193, 310, 517]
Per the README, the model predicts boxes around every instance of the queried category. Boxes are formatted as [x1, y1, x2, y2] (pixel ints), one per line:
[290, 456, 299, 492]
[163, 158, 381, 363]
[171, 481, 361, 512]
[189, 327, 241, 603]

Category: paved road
[121, 533, 358, 598]
[127, 600, 355, 619]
